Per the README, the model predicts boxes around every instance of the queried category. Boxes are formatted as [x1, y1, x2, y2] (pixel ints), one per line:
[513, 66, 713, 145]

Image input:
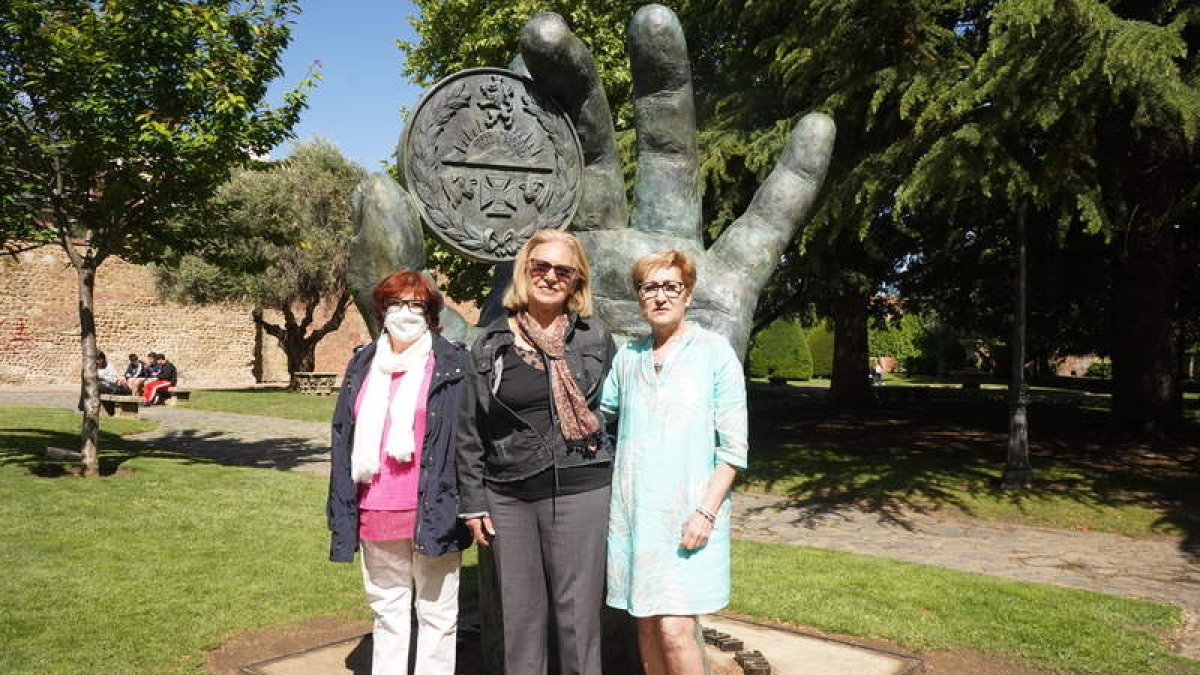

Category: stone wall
[0, 245, 479, 387]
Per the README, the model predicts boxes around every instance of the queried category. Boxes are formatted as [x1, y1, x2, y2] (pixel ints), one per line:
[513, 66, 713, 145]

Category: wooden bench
[164, 387, 190, 406]
[292, 372, 338, 396]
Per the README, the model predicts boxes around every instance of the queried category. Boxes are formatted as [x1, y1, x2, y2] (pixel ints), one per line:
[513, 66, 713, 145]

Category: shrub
[1085, 359, 1112, 379]
[869, 313, 925, 364]
[749, 318, 813, 381]
[807, 321, 835, 378]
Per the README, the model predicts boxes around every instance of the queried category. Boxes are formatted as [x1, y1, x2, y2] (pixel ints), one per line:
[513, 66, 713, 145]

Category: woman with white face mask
[326, 270, 472, 675]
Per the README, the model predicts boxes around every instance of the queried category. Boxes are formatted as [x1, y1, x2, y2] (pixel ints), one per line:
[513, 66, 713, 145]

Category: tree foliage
[898, 0, 1200, 426]
[869, 313, 927, 363]
[400, 0, 1199, 424]
[0, 0, 309, 474]
[159, 140, 365, 378]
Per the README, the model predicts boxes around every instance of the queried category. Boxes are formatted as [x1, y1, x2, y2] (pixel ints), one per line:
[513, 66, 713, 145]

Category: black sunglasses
[529, 258, 577, 283]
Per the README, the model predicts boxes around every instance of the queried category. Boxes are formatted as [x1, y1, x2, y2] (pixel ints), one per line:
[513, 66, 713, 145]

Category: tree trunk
[830, 285, 872, 409]
[77, 261, 101, 477]
[283, 331, 318, 376]
[1111, 226, 1181, 429]
[252, 308, 266, 384]
[254, 292, 352, 389]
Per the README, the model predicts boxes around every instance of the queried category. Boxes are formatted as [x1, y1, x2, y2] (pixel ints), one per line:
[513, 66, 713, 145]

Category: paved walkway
[4, 389, 1199, 660]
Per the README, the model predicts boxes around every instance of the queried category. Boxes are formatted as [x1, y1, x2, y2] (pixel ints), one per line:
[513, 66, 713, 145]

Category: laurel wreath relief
[406, 75, 582, 262]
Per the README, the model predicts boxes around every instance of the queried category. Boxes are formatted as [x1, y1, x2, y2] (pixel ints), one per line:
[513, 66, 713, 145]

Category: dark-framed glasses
[529, 258, 577, 283]
[385, 298, 428, 315]
[637, 281, 687, 299]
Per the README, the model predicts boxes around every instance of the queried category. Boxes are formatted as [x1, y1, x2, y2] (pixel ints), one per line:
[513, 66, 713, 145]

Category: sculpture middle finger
[628, 4, 700, 243]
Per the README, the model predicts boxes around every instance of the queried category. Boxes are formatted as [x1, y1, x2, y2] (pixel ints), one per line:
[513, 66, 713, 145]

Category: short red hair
[372, 270, 444, 333]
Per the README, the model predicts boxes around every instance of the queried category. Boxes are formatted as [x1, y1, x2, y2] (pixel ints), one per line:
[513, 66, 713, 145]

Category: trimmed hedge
[749, 318, 813, 381]
[808, 321, 835, 378]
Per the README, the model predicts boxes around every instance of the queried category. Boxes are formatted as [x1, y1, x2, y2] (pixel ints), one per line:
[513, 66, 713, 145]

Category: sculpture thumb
[348, 173, 426, 339]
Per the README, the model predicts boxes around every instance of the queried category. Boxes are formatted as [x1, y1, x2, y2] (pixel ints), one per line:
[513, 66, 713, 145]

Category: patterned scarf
[516, 312, 602, 456]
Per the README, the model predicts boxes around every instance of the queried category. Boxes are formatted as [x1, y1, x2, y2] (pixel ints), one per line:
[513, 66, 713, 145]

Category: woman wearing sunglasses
[327, 270, 472, 675]
[457, 228, 616, 675]
[601, 250, 748, 674]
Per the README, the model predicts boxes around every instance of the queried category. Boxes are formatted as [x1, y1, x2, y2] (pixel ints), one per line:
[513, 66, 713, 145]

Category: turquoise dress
[601, 324, 748, 617]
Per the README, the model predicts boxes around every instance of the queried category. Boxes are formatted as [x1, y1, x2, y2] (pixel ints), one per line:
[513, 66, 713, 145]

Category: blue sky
[266, 1, 424, 172]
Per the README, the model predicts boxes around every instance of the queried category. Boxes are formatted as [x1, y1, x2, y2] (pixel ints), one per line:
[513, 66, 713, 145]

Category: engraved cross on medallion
[480, 175, 518, 218]
[441, 159, 553, 217]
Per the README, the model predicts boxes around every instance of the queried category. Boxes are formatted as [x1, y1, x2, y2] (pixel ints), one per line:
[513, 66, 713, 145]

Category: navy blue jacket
[327, 332, 472, 562]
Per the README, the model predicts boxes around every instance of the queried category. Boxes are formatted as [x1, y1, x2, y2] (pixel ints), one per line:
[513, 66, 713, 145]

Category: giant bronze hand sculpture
[349, 4, 835, 359]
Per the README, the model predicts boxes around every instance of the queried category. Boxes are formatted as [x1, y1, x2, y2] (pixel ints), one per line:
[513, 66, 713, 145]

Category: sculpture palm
[349, 4, 835, 358]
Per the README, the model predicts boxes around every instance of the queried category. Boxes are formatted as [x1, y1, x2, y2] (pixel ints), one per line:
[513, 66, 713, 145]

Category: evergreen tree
[899, 0, 1200, 427]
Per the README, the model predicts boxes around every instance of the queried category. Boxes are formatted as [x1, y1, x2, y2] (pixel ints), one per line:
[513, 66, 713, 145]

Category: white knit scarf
[351, 330, 432, 483]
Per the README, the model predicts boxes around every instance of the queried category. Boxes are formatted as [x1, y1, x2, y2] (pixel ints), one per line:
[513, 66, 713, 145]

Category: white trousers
[360, 539, 461, 675]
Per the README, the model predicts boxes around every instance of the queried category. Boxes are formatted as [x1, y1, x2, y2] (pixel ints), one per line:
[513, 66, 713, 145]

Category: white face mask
[384, 306, 428, 344]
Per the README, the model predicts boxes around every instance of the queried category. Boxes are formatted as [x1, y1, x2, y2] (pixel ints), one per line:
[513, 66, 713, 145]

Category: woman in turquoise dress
[600, 249, 748, 674]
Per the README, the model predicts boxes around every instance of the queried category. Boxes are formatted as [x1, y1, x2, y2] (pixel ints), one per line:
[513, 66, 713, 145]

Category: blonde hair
[503, 229, 594, 317]
[631, 249, 697, 290]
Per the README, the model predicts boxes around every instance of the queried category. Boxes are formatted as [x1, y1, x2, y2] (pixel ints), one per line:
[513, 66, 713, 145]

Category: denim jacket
[456, 312, 616, 514]
[326, 332, 472, 562]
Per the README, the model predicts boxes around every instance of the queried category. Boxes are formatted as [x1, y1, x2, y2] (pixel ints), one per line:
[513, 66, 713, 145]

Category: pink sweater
[353, 354, 434, 540]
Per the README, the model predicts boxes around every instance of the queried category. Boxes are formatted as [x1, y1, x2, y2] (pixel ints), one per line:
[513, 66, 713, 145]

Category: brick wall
[0, 246, 479, 387]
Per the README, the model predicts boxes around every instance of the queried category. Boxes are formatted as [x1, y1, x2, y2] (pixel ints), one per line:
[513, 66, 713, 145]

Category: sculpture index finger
[627, 4, 700, 243]
[521, 12, 628, 231]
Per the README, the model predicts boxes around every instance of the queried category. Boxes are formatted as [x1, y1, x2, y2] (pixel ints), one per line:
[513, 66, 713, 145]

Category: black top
[486, 347, 610, 501]
[156, 361, 178, 385]
[495, 348, 553, 438]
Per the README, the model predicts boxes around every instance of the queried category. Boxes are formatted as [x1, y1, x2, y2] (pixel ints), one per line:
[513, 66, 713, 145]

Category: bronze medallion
[402, 68, 584, 262]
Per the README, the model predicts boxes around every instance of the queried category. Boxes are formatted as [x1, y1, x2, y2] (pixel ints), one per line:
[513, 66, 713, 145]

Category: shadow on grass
[120, 427, 332, 473]
[0, 426, 142, 477]
[744, 382, 1200, 557]
[0, 424, 329, 475]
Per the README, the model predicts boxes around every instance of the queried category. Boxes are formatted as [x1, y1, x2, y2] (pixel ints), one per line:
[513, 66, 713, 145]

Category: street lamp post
[1003, 206, 1033, 488]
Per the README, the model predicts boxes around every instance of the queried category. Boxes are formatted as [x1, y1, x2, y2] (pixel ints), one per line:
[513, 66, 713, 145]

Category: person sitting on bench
[97, 352, 131, 395]
[127, 351, 160, 395]
[143, 353, 178, 405]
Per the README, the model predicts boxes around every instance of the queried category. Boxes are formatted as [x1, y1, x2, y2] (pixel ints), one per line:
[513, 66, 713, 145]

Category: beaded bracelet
[695, 506, 717, 523]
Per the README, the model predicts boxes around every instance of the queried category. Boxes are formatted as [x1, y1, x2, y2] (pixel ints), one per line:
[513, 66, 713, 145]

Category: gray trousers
[486, 484, 610, 675]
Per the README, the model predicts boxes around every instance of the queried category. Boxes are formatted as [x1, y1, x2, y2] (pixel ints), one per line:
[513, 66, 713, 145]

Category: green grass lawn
[0, 406, 362, 673]
[182, 385, 1196, 539]
[732, 540, 1198, 674]
[742, 438, 1190, 538]
[0, 405, 1196, 673]
[185, 388, 337, 422]
[743, 382, 1199, 539]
